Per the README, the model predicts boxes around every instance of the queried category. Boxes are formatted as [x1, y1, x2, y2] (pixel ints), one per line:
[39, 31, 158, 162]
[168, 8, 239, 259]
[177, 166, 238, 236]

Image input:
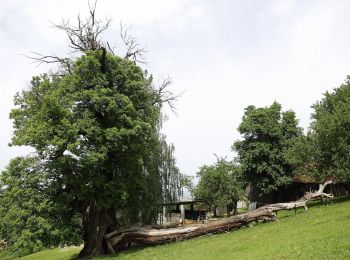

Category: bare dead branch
[155, 77, 181, 112]
[52, 0, 110, 52]
[107, 42, 115, 55]
[88, 0, 97, 27]
[136, 76, 183, 112]
[23, 1, 114, 75]
[25, 0, 150, 76]
[21, 52, 72, 74]
[120, 22, 147, 64]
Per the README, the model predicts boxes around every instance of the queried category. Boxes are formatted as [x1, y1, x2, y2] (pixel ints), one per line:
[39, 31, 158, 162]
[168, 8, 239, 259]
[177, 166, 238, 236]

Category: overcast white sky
[2, 0, 350, 178]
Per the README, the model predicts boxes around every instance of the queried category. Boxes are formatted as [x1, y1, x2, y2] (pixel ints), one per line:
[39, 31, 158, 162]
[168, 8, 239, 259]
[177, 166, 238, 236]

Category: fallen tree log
[105, 209, 276, 253]
[259, 180, 334, 212]
[105, 181, 334, 254]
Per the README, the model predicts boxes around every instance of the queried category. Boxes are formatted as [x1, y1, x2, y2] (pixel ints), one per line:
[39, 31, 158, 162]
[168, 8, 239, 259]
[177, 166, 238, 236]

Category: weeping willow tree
[118, 132, 184, 226]
[158, 134, 183, 203]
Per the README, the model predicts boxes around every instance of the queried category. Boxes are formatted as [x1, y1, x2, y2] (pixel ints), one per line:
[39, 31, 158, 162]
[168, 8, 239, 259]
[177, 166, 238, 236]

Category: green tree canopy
[0, 157, 81, 256]
[193, 158, 245, 216]
[284, 132, 321, 181]
[310, 76, 350, 181]
[8, 7, 183, 257]
[233, 102, 302, 195]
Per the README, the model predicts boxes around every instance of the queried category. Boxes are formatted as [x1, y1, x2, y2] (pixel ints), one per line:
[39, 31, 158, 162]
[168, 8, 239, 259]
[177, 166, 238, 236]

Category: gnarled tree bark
[78, 201, 117, 258]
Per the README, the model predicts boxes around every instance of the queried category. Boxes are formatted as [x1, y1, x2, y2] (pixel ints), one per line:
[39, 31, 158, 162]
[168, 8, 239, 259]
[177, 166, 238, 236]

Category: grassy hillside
[22, 198, 350, 259]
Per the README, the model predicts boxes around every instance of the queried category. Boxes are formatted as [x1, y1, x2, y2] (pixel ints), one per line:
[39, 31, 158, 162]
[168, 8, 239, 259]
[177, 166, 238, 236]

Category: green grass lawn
[21, 198, 350, 259]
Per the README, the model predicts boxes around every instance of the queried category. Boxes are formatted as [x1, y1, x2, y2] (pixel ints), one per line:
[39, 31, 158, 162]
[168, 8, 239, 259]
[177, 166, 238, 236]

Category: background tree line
[194, 82, 350, 215]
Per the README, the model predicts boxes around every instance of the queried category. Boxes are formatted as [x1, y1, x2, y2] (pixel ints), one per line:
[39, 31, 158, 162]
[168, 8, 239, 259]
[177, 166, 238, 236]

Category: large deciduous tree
[9, 5, 182, 258]
[158, 134, 184, 204]
[310, 76, 350, 181]
[233, 102, 302, 195]
[284, 132, 321, 181]
[193, 158, 245, 216]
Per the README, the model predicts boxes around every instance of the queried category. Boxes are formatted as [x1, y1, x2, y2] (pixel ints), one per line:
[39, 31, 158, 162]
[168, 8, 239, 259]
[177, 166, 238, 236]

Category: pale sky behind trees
[2, 0, 350, 179]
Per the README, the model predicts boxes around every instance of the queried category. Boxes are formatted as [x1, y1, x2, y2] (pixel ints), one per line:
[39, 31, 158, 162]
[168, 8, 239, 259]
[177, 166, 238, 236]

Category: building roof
[292, 174, 336, 184]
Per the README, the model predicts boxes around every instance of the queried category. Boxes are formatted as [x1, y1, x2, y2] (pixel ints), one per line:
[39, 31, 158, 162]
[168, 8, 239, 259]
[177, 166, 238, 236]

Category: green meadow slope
[21, 198, 350, 260]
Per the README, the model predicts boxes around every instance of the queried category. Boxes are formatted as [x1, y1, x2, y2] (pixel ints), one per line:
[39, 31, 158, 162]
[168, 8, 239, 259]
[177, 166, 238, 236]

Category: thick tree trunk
[78, 201, 117, 258]
[226, 201, 238, 216]
[213, 206, 217, 217]
[232, 200, 238, 215]
[105, 181, 334, 253]
[226, 205, 231, 217]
